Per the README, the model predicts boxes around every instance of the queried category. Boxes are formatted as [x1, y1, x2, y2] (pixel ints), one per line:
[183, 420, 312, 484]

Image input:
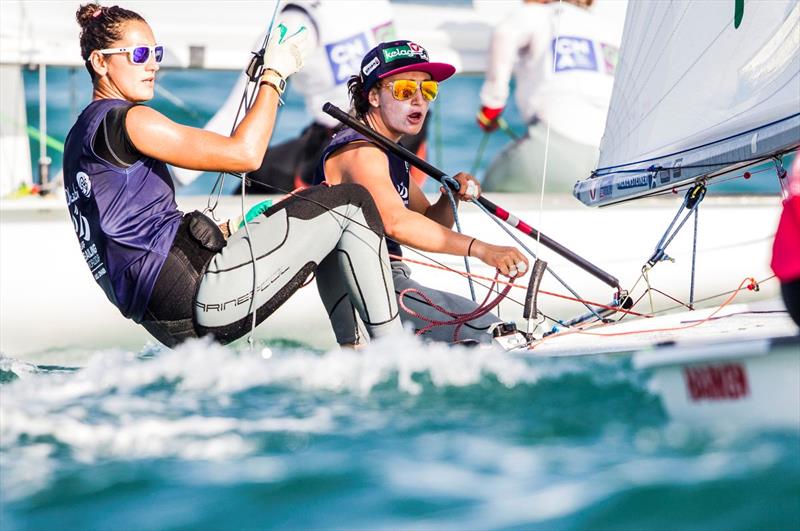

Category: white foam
[0, 331, 634, 505]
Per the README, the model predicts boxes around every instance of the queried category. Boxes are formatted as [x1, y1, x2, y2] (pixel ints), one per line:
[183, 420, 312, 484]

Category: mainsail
[574, 0, 800, 207]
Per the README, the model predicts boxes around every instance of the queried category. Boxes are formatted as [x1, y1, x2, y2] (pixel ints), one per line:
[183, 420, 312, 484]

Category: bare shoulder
[331, 141, 386, 165]
[125, 104, 172, 133]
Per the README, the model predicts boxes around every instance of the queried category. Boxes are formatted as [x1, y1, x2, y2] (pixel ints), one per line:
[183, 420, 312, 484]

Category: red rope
[398, 270, 513, 341]
[390, 254, 650, 318]
[529, 277, 759, 348]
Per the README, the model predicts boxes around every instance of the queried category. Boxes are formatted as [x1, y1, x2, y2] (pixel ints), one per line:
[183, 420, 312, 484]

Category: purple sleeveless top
[314, 126, 410, 257]
[62, 99, 182, 322]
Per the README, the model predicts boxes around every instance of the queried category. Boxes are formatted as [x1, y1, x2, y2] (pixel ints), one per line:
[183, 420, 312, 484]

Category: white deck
[526, 300, 797, 358]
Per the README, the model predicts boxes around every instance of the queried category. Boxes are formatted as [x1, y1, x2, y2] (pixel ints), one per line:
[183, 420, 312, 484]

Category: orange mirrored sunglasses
[381, 79, 439, 102]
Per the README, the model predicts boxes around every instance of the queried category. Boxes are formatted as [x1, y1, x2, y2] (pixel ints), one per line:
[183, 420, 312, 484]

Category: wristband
[260, 69, 286, 96]
[467, 237, 476, 257]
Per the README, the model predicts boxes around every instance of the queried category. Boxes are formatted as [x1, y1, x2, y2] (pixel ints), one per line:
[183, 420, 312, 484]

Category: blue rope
[440, 175, 477, 302]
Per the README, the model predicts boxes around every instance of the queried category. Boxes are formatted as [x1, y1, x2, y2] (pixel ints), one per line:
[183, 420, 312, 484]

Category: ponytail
[76, 3, 146, 80]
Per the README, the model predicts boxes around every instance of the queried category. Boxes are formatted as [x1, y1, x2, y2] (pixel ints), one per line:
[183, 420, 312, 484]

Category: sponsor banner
[552, 36, 598, 73]
[587, 178, 614, 202]
[326, 33, 370, 84]
[684, 363, 750, 401]
[616, 175, 651, 190]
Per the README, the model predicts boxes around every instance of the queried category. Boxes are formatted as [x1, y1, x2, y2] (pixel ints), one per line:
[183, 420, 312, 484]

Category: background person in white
[476, 0, 622, 193]
[171, 0, 428, 193]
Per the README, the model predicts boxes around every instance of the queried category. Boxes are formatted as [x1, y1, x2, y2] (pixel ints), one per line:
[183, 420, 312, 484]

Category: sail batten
[575, 0, 800, 207]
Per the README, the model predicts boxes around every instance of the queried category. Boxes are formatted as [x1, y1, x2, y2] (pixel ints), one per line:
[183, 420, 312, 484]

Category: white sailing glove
[263, 23, 311, 79]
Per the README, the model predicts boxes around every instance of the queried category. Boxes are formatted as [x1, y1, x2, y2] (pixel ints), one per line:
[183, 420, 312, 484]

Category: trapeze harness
[63, 100, 400, 347]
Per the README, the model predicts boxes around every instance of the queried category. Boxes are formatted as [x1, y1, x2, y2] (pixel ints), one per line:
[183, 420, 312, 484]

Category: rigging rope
[471, 198, 604, 319]
[201, 0, 283, 349]
[398, 271, 513, 342]
[390, 254, 648, 318]
[530, 276, 763, 348]
[440, 175, 477, 302]
[536, 0, 564, 257]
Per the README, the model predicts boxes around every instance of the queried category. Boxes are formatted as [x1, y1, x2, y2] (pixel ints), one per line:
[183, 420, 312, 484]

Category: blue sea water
[1, 335, 799, 530]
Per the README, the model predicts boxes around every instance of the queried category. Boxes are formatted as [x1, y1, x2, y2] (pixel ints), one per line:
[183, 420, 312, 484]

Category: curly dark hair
[346, 74, 372, 120]
[76, 3, 145, 80]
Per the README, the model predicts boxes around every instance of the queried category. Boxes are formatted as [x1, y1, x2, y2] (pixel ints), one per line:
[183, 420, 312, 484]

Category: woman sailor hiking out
[314, 40, 530, 345]
[63, 3, 403, 348]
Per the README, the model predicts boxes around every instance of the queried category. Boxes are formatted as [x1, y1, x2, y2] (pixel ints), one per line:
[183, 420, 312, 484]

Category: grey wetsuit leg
[316, 251, 371, 345]
[195, 184, 400, 344]
[392, 261, 499, 344]
[320, 260, 500, 345]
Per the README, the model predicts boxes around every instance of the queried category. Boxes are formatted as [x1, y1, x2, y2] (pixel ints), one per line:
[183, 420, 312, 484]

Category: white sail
[574, 0, 800, 206]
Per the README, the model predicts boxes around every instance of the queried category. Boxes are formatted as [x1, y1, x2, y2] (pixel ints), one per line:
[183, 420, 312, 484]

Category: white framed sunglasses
[98, 44, 164, 64]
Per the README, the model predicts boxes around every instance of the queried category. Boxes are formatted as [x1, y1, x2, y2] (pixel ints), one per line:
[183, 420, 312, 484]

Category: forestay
[574, 0, 800, 207]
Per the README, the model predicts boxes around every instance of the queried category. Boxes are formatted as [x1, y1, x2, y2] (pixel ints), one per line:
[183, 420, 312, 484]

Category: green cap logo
[382, 43, 428, 63]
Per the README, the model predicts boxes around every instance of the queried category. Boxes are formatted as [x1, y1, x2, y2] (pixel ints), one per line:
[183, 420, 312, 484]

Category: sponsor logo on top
[77, 171, 92, 197]
[71, 203, 91, 242]
[65, 184, 80, 206]
[326, 32, 370, 84]
[382, 42, 428, 64]
[395, 181, 409, 202]
[362, 57, 380, 77]
[552, 36, 598, 73]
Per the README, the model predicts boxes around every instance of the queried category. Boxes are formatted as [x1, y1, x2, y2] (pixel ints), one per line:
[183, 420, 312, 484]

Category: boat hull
[0, 193, 782, 359]
[634, 336, 800, 429]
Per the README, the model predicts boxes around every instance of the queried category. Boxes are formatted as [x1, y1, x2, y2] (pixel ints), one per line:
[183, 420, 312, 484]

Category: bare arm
[126, 22, 311, 174]
[333, 145, 528, 276]
[126, 84, 280, 173]
[408, 178, 454, 227]
[409, 171, 481, 227]
[337, 145, 472, 254]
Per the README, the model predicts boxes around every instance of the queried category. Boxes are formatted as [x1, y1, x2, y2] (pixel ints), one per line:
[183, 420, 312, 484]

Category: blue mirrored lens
[154, 46, 164, 63]
[131, 46, 150, 64]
